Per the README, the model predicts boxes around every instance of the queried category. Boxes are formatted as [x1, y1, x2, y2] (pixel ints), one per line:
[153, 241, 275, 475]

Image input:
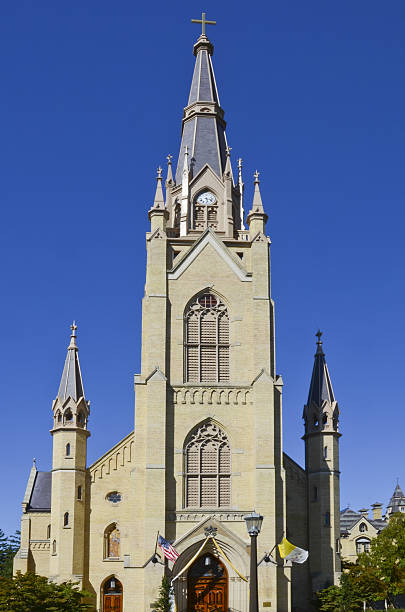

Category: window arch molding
[184, 290, 230, 384]
[183, 420, 231, 509]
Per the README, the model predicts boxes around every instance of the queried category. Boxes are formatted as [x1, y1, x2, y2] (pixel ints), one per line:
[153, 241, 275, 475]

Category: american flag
[158, 535, 179, 561]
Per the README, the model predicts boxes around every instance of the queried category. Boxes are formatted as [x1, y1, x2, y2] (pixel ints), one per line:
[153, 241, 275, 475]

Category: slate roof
[307, 336, 335, 406]
[28, 471, 52, 512]
[175, 35, 228, 184]
[340, 507, 387, 535]
[387, 483, 405, 513]
[57, 328, 84, 401]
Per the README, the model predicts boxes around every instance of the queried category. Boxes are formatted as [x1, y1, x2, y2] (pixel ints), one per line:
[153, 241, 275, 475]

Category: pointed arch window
[184, 422, 231, 508]
[63, 512, 69, 527]
[65, 443, 71, 457]
[184, 293, 230, 383]
[104, 524, 121, 559]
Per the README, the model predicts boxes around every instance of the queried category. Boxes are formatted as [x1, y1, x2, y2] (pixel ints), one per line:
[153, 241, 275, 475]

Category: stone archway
[171, 519, 249, 612]
[102, 576, 122, 612]
[187, 553, 228, 612]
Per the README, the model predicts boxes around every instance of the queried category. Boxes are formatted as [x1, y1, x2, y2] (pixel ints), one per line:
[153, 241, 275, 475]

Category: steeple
[303, 331, 341, 592]
[57, 322, 85, 402]
[175, 26, 227, 184]
[307, 331, 335, 407]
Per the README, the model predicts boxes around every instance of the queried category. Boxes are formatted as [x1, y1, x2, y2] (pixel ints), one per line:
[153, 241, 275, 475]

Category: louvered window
[184, 422, 231, 508]
[184, 293, 230, 383]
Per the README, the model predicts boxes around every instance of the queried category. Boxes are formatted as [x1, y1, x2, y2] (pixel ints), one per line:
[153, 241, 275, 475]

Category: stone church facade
[14, 27, 342, 612]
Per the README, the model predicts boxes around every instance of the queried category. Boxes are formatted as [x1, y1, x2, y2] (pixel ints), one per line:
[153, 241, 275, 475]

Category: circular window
[106, 492, 122, 504]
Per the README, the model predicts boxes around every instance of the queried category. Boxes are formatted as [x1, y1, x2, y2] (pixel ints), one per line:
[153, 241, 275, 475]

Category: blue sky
[1, 1, 404, 535]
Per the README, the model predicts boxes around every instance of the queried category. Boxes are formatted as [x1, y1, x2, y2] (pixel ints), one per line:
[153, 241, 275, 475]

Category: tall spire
[175, 21, 227, 184]
[307, 331, 335, 406]
[57, 322, 85, 402]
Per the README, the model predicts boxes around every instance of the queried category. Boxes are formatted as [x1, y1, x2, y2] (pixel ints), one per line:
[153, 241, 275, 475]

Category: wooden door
[104, 594, 122, 611]
[187, 554, 228, 612]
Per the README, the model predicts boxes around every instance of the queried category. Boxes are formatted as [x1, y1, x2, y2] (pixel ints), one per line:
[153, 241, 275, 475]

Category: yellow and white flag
[278, 537, 308, 564]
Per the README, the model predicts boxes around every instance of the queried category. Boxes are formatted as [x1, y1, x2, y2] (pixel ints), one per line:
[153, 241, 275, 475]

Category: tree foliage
[0, 530, 20, 578]
[317, 514, 405, 610]
[153, 575, 173, 612]
[0, 572, 91, 611]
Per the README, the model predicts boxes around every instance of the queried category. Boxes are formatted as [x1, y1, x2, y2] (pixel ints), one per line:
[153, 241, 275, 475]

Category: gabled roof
[340, 507, 387, 534]
[27, 471, 52, 512]
[167, 227, 252, 282]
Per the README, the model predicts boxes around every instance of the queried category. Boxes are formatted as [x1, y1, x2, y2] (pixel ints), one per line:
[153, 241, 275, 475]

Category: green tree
[316, 584, 343, 611]
[0, 530, 20, 578]
[364, 513, 405, 601]
[318, 514, 405, 610]
[152, 575, 173, 612]
[0, 572, 91, 611]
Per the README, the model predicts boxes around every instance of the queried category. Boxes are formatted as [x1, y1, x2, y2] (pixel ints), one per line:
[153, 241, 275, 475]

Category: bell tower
[49, 323, 90, 585]
[303, 332, 341, 593]
[132, 18, 290, 611]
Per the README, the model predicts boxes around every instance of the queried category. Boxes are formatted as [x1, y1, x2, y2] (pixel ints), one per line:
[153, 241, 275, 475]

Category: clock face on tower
[196, 191, 216, 205]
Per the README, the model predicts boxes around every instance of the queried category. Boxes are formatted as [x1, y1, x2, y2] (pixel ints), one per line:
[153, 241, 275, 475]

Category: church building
[14, 20, 342, 612]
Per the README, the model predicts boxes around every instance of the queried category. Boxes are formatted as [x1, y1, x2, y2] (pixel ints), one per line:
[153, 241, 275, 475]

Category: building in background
[340, 483, 405, 562]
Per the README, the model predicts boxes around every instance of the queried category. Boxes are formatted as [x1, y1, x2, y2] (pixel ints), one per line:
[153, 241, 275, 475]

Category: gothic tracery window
[184, 293, 230, 383]
[184, 422, 231, 508]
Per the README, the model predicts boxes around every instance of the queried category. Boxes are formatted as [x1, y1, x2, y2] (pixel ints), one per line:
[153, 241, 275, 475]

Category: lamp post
[244, 511, 263, 612]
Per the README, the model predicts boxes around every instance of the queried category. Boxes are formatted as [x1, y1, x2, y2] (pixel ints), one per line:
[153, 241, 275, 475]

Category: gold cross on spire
[191, 12, 216, 36]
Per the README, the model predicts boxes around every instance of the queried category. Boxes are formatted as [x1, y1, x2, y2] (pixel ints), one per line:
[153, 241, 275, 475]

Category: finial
[238, 158, 242, 170]
[315, 330, 324, 354]
[152, 165, 165, 208]
[33, 457, 36, 467]
[166, 154, 172, 166]
[69, 321, 78, 349]
[226, 145, 232, 157]
[254, 170, 260, 184]
[191, 12, 216, 37]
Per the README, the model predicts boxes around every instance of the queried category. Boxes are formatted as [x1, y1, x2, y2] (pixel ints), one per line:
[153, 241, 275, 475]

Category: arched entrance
[103, 577, 122, 612]
[187, 553, 228, 612]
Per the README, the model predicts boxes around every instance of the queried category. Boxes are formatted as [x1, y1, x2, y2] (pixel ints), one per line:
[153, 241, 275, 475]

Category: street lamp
[244, 511, 263, 612]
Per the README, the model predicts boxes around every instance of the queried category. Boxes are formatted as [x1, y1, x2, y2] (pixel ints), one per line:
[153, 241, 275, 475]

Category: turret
[49, 323, 89, 585]
[303, 331, 341, 593]
[386, 482, 405, 518]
